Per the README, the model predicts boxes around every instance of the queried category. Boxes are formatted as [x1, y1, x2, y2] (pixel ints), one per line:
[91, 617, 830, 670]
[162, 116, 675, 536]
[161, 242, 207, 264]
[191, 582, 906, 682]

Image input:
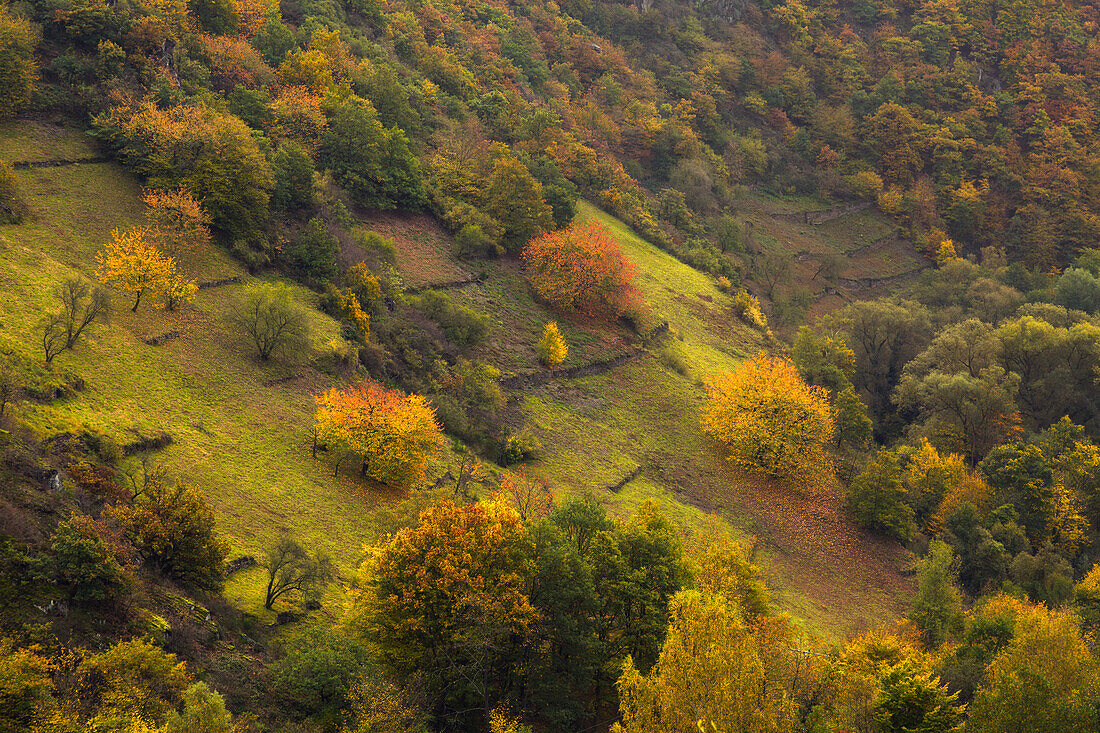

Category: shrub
[731, 289, 767, 330]
[500, 430, 542, 466]
[415, 290, 489, 348]
[0, 160, 27, 224]
[537, 321, 567, 368]
[284, 217, 339, 280]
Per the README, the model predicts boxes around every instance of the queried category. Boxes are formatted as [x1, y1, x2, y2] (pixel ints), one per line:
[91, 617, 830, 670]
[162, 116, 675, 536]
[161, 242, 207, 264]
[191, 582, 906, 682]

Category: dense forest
[5, 0, 1100, 729]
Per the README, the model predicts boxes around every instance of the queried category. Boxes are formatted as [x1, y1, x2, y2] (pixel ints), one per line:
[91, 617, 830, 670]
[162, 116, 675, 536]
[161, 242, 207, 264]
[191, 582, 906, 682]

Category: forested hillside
[5, 0, 1100, 730]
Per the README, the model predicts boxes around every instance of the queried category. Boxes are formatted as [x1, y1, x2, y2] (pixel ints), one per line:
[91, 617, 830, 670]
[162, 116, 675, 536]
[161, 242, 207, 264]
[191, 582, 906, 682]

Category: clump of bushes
[411, 290, 489, 349]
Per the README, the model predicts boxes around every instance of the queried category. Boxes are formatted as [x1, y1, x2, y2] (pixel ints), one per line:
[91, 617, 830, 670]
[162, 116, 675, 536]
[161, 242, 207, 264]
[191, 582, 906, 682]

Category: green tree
[909, 540, 964, 649]
[262, 535, 335, 610]
[791, 325, 856, 392]
[848, 450, 915, 541]
[107, 478, 229, 591]
[318, 100, 426, 210]
[826, 299, 932, 430]
[485, 157, 552, 251]
[270, 626, 370, 726]
[285, 217, 339, 280]
[834, 385, 874, 449]
[1053, 267, 1100, 314]
[0, 6, 38, 119]
[51, 516, 129, 607]
[232, 282, 309, 361]
[271, 141, 319, 213]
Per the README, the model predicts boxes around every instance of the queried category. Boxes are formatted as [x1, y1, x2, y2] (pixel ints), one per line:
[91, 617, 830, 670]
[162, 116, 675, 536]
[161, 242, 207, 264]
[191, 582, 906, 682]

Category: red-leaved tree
[521, 221, 636, 318]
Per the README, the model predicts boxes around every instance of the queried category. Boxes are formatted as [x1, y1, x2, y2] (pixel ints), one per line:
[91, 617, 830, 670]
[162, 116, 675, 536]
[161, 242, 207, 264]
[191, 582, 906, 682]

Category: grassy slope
[0, 122, 442, 613]
[0, 121, 912, 639]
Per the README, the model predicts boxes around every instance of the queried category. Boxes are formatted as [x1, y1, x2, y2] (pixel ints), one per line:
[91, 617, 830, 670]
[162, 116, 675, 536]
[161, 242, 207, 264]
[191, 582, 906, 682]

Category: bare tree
[233, 283, 308, 361]
[41, 279, 110, 364]
[262, 536, 335, 610]
[752, 249, 791, 299]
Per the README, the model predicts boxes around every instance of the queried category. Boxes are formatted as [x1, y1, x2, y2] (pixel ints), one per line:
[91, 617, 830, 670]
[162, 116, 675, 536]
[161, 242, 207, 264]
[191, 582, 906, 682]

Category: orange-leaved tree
[142, 188, 212, 256]
[314, 382, 444, 485]
[522, 221, 636, 318]
[702, 352, 835, 482]
[95, 228, 177, 312]
[347, 499, 538, 730]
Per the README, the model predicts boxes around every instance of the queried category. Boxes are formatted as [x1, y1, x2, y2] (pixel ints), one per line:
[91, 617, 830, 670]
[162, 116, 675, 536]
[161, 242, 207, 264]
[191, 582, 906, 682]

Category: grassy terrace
[1, 120, 911, 637]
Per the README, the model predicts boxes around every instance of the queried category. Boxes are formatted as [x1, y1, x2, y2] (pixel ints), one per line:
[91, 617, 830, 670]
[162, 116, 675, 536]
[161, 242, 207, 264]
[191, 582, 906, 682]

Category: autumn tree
[967, 601, 1100, 733]
[261, 535, 335, 610]
[314, 382, 444, 485]
[106, 476, 229, 591]
[94, 102, 274, 238]
[233, 282, 309, 361]
[0, 6, 38, 119]
[348, 499, 538, 729]
[702, 352, 834, 481]
[612, 589, 796, 733]
[536, 321, 567, 368]
[95, 228, 176, 312]
[142, 188, 212, 256]
[522, 221, 636, 318]
[41, 278, 110, 364]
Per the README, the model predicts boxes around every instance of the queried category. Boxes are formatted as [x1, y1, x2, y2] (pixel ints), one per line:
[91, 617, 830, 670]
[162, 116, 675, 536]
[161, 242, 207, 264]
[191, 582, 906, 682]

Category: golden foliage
[95, 228, 177, 312]
[142, 188, 212, 256]
[536, 321, 567, 368]
[702, 352, 834, 482]
[522, 221, 637, 318]
[613, 590, 796, 733]
[315, 382, 444, 485]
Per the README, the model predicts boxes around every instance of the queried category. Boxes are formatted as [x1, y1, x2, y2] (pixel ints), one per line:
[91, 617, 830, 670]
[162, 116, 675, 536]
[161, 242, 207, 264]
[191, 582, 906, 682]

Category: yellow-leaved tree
[702, 352, 834, 482]
[536, 321, 567, 368]
[95, 228, 178, 312]
[612, 590, 797, 733]
[314, 382, 444, 485]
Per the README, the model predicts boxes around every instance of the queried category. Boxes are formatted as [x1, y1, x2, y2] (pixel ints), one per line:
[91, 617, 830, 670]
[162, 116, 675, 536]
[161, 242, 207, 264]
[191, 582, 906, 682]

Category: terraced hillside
[1, 120, 911, 637]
